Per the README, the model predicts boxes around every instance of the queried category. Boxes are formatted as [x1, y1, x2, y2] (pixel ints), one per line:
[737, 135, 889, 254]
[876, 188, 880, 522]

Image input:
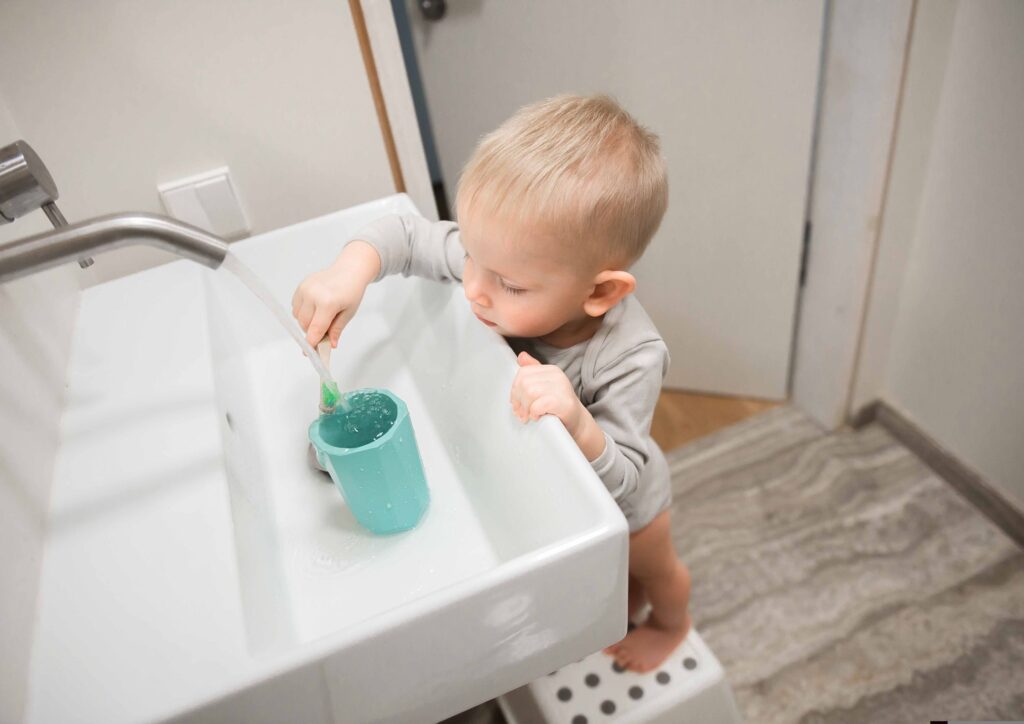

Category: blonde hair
[455, 94, 668, 268]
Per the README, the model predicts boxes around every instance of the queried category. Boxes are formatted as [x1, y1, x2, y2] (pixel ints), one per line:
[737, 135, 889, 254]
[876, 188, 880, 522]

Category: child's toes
[635, 658, 656, 674]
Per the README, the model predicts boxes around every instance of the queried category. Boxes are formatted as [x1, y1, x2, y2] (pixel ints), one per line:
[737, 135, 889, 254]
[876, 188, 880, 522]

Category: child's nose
[464, 274, 491, 307]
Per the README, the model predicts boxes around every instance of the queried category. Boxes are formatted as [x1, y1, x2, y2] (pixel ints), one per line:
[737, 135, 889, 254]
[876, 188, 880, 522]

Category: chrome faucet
[1, 139, 94, 268]
[0, 140, 229, 283]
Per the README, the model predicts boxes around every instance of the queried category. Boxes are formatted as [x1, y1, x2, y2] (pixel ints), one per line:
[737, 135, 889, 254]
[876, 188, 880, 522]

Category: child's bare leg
[603, 574, 648, 657]
[627, 573, 647, 621]
[606, 510, 692, 673]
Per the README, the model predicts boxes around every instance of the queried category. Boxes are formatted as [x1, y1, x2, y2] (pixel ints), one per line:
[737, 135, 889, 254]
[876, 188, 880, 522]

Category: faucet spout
[0, 212, 230, 283]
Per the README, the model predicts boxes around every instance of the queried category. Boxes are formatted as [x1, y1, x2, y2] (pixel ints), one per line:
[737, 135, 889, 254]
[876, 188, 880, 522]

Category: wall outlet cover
[158, 167, 249, 241]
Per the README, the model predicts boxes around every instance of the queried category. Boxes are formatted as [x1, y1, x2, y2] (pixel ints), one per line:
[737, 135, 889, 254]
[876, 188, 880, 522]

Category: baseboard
[851, 400, 1024, 550]
[848, 400, 882, 429]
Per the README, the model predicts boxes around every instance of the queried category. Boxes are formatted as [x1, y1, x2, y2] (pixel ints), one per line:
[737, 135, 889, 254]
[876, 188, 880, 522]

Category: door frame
[789, 0, 916, 427]
[350, 0, 438, 221]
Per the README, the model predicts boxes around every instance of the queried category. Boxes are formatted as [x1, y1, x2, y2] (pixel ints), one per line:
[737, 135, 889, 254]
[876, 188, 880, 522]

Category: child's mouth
[474, 313, 496, 328]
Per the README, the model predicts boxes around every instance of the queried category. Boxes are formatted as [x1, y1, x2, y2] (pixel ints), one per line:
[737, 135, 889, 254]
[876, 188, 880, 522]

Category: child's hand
[512, 351, 607, 462]
[291, 240, 381, 347]
[510, 351, 586, 436]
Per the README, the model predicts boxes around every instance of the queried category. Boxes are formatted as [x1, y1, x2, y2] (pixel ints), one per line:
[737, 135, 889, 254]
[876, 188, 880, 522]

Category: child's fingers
[512, 367, 546, 397]
[528, 395, 557, 421]
[517, 351, 542, 367]
[510, 369, 550, 407]
[295, 298, 315, 331]
[327, 313, 347, 348]
[512, 390, 527, 419]
[509, 370, 525, 403]
[509, 379, 529, 421]
[305, 306, 336, 347]
[521, 374, 556, 399]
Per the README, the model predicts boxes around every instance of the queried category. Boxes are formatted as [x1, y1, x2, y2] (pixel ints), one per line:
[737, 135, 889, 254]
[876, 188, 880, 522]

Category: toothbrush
[318, 340, 342, 413]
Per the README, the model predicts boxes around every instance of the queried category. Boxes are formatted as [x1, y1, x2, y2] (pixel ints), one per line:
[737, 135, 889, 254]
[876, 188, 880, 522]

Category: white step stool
[498, 629, 742, 724]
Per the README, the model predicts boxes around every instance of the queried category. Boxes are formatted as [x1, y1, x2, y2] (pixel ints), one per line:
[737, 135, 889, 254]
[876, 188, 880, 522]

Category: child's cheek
[514, 307, 545, 336]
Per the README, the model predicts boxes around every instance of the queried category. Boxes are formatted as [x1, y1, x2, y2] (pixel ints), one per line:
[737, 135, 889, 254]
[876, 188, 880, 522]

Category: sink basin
[25, 195, 627, 723]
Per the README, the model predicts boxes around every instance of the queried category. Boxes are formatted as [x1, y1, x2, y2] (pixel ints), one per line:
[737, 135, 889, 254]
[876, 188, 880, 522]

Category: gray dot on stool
[585, 673, 600, 687]
[557, 686, 572, 701]
[611, 661, 625, 673]
[629, 685, 644, 700]
[600, 700, 616, 714]
[656, 671, 671, 684]
[683, 657, 698, 670]
[572, 716, 588, 724]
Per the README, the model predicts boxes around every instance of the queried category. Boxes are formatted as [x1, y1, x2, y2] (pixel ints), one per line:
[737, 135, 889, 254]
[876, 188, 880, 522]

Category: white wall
[0, 3, 413, 718]
[853, 1, 1024, 510]
[0, 0, 397, 284]
[0, 95, 82, 724]
[850, 0, 959, 416]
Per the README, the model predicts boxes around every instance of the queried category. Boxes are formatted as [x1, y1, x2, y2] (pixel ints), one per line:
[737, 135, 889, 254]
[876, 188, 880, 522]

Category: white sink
[25, 195, 627, 723]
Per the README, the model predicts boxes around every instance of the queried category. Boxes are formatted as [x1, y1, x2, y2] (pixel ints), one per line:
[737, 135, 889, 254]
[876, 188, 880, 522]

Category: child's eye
[501, 281, 525, 296]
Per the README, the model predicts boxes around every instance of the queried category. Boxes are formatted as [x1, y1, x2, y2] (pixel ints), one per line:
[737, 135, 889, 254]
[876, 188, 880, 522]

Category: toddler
[292, 94, 691, 672]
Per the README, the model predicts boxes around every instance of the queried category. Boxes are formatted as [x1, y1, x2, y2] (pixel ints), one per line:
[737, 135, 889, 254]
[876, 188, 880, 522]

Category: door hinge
[798, 220, 812, 287]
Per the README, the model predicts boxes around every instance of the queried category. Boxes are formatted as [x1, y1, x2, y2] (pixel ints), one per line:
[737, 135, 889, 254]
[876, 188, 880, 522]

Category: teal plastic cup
[308, 388, 430, 535]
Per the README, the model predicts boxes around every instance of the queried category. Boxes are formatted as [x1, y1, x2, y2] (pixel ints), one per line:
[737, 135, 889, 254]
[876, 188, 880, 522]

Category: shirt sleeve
[585, 340, 669, 504]
[346, 213, 466, 284]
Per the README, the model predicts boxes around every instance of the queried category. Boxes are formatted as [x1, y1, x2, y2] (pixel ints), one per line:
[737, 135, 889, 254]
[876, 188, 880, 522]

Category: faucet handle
[0, 140, 59, 224]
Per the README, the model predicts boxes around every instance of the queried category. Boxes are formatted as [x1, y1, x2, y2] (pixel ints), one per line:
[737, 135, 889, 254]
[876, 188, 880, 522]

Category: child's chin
[499, 325, 540, 339]
[492, 323, 520, 337]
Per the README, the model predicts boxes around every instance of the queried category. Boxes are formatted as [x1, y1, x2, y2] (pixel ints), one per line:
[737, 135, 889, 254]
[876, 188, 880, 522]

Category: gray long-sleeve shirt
[350, 213, 672, 532]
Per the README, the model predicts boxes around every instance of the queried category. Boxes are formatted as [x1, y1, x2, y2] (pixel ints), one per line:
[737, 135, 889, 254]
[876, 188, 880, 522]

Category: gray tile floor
[669, 407, 1024, 723]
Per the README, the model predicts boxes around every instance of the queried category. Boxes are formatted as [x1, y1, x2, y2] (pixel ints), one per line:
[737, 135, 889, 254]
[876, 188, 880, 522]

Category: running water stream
[221, 252, 347, 412]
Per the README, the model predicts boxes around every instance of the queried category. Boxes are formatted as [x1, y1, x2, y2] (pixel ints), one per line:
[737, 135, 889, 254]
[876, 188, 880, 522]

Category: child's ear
[583, 270, 636, 317]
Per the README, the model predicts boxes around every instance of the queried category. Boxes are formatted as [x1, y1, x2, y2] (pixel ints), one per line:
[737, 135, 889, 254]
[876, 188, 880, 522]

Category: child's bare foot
[608, 612, 691, 673]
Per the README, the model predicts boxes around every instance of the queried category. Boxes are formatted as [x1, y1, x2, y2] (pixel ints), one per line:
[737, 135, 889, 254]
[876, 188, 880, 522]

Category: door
[399, 0, 823, 399]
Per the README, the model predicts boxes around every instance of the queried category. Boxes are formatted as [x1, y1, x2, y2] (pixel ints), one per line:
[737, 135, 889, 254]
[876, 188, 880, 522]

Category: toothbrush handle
[317, 339, 332, 369]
